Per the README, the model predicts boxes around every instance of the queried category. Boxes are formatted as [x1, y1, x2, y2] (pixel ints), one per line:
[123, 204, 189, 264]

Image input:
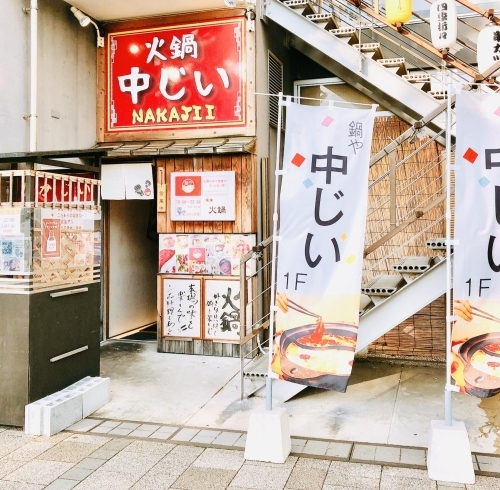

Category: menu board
[170, 171, 235, 221]
[204, 279, 241, 341]
[159, 233, 256, 276]
[162, 277, 202, 338]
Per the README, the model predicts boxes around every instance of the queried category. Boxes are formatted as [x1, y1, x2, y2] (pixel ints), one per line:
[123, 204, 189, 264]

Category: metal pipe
[445, 73, 453, 427]
[29, 0, 38, 152]
[240, 249, 247, 401]
[389, 151, 397, 229]
[266, 92, 285, 412]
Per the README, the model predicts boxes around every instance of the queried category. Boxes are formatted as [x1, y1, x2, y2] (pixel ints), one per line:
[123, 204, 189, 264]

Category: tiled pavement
[68, 418, 500, 474]
[0, 421, 500, 489]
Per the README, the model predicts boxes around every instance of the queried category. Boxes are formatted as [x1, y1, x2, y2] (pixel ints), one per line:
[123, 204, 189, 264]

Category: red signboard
[106, 18, 246, 133]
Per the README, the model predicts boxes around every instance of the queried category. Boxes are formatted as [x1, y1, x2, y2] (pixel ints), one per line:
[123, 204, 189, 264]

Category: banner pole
[266, 92, 284, 412]
[445, 72, 453, 427]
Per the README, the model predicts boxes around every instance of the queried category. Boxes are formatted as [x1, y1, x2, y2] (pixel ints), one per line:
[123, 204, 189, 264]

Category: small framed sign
[162, 276, 202, 338]
[170, 171, 235, 221]
[204, 277, 241, 341]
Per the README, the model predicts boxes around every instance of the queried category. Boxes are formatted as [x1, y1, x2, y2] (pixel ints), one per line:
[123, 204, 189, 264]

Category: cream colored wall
[108, 199, 158, 338]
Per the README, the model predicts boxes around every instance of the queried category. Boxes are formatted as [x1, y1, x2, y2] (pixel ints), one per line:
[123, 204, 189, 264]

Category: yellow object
[385, 0, 412, 24]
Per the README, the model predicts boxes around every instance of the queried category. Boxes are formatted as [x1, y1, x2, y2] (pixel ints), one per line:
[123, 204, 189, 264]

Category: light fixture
[70, 6, 104, 48]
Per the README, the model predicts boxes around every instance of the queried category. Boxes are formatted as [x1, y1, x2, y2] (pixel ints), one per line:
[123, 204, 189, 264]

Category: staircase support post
[389, 151, 397, 229]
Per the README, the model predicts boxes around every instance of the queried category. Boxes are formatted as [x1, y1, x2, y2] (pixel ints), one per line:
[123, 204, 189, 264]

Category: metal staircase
[263, 0, 497, 130]
[237, 0, 500, 400]
[357, 247, 448, 352]
[265, 0, 445, 127]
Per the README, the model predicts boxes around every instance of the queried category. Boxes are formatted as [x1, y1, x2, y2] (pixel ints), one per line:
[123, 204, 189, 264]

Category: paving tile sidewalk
[66, 418, 499, 476]
[1, 423, 500, 489]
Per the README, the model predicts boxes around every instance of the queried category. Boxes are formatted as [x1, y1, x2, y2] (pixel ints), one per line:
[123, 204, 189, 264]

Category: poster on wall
[106, 18, 245, 134]
[0, 208, 21, 236]
[41, 217, 61, 259]
[1, 238, 25, 273]
[170, 171, 236, 221]
[271, 102, 376, 392]
[159, 233, 255, 275]
[204, 279, 241, 341]
[162, 277, 202, 338]
[452, 92, 500, 398]
[39, 209, 100, 267]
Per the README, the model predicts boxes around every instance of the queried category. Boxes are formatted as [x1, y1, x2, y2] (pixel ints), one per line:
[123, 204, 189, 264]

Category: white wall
[0, 0, 97, 153]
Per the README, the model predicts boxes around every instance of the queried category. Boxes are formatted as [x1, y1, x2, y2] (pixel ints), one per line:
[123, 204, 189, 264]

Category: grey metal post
[240, 253, 247, 401]
[389, 151, 397, 230]
[445, 74, 453, 427]
[266, 92, 285, 412]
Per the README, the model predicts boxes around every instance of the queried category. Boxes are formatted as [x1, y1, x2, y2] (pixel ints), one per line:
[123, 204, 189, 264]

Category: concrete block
[25, 377, 110, 437]
[42, 392, 83, 436]
[61, 377, 92, 392]
[25, 393, 61, 435]
[427, 420, 475, 485]
[79, 378, 110, 418]
[244, 407, 291, 463]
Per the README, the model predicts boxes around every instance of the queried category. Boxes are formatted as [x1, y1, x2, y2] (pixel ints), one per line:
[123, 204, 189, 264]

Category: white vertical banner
[453, 92, 500, 397]
[271, 102, 376, 392]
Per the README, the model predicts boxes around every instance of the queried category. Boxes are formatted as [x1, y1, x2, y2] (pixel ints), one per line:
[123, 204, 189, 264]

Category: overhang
[63, 0, 229, 22]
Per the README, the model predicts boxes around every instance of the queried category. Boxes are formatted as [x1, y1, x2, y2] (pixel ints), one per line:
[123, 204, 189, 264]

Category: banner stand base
[244, 407, 291, 463]
[427, 420, 475, 484]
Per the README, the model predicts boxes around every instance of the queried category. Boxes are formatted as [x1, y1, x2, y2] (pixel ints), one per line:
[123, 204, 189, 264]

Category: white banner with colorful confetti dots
[451, 92, 500, 397]
[271, 102, 376, 392]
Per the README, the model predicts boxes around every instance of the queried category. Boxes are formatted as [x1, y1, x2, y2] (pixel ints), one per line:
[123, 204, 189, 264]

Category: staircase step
[393, 256, 433, 284]
[393, 256, 432, 273]
[306, 13, 340, 30]
[243, 353, 268, 378]
[402, 73, 431, 92]
[429, 90, 447, 100]
[377, 57, 407, 76]
[352, 42, 383, 60]
[426, 237, 449, 250]
[361, 274, 406, 296]
[330, 27, 358, 44]
[283, 0, 316, 16]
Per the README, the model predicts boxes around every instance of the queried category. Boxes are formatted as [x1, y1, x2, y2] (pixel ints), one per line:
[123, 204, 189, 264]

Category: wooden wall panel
[156, 154, 257, 234]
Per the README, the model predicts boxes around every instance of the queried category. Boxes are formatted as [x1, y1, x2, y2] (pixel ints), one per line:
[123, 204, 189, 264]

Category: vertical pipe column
[445, 75, 453, 427]
[389, 151, 397, 229]
[29, 0, 38, 152]
[266, 92, 285, 412]
[239, 255, 247, 401]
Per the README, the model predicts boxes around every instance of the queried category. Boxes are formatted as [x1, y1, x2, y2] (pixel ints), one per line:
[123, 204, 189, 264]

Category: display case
[0, 169, 102, 426]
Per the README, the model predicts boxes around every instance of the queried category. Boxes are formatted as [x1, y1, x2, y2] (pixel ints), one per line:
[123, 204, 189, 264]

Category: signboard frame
[161, 275, 203, 339]
[170, 171, 236, 222]
[98, 10, 256, 143]
[203, 277, 241, 342]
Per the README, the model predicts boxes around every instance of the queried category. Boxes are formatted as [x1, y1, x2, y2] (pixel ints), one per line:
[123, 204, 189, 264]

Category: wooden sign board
[161, 276, 202, 338]
[204, 278, 241, 341]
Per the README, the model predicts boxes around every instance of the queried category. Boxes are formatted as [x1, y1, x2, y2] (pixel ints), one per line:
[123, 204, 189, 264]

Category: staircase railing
[287, 0, 500, 90]
[238, 236, 273, 399]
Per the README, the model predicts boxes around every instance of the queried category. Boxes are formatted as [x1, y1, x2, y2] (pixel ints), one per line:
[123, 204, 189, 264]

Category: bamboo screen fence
[365, 116, 447, 359]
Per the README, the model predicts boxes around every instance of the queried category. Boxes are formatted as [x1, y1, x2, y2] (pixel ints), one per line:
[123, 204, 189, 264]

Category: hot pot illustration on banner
[452, 92, 500, 398]
[271, 102, 376, 392]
